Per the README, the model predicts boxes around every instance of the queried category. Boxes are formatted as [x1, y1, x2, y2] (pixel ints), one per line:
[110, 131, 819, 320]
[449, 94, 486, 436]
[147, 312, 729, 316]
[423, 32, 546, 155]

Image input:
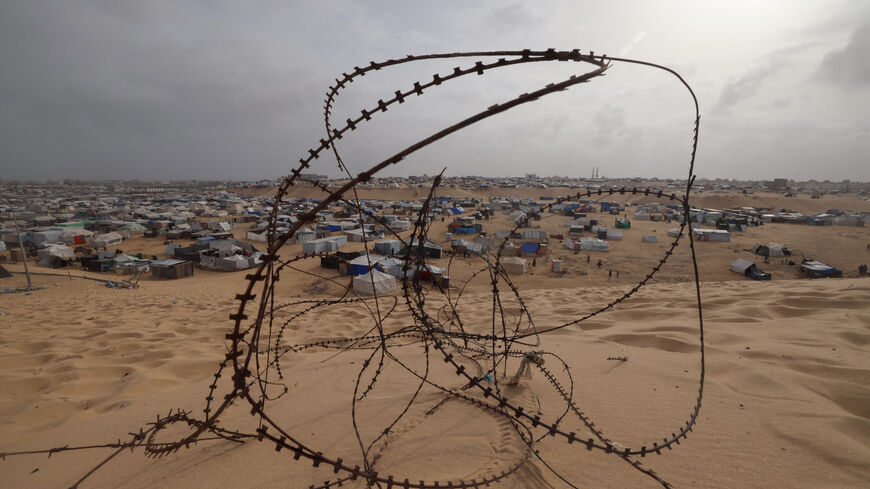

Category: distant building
[771, 178, 789, 190]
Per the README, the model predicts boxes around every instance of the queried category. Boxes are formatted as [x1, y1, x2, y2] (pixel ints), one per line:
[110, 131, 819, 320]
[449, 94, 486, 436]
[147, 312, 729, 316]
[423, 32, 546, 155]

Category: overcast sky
[1, 1, 868, 182]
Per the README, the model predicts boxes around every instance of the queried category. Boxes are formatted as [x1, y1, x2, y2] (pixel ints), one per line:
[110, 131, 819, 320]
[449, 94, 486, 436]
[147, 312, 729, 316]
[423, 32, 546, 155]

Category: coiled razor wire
[2, 49, 704, 488]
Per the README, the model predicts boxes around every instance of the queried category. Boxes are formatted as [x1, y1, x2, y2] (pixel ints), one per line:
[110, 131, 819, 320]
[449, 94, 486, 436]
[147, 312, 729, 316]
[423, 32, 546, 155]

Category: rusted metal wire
[2, 49, 704, 488]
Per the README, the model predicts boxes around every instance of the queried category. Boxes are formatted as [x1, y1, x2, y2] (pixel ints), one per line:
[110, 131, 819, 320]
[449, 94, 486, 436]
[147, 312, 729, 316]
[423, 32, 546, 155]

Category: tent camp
[352, 269, 397, 295]
[501, 256, 527, 274]
[730, 258, 771, 281]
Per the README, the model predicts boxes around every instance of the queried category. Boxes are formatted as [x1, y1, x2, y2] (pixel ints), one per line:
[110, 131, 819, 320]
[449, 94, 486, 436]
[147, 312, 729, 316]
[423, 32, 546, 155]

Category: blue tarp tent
[450, 207, 465, 215]
[601, 202, 612, 212]
[327, 225, 342, 231]
[520, 243, 539, 254]
[453, 226, 477, 234]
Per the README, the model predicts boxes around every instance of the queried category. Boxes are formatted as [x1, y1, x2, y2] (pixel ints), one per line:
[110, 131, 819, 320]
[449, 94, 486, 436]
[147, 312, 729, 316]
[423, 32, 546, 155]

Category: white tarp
[667, 228, 684, 238]
[92, 232, 123, 248]
[39, 243, 74, 258]
[642, 235, 659, 243]
[579, 238, 610, 252]
[353, 269, 397, 295]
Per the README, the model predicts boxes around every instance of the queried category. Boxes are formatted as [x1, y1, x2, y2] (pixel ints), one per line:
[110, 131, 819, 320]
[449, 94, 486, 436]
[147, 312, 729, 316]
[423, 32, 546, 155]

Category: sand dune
[1, 260, 869, 488]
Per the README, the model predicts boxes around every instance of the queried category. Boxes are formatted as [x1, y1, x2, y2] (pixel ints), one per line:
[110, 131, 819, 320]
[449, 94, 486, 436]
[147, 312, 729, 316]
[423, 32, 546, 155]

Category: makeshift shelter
[0, 264, 11, 279]
[550, 259, 563, 273]
[667, 228, 684, 238]
[752, 243, 788, 257]
[799, 260, 842, 279]
[347, 254, 387, 276]
[320, 251, 362, 270]
[374, 239, 402, 256]
[501, 256, 527, 274]
[606, 229, 623, 241]
[91, 232, 123, 248]
[642, 235, 659, 243]
[352, 269, 397, 295]
[579, 237, 610, 252]
[615, 218, 631, 229]
[730, 258, 771, 281]
[400, 238, 443, 259]
[151, 259, 195, 279]
[39, 243, 75, 259]
[520, 242, 539, 257]
[692, 228, 730, 242]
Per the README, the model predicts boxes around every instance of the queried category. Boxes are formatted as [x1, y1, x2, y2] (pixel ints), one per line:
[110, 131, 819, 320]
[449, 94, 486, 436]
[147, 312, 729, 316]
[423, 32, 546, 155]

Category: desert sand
[1, 189, 870, 488]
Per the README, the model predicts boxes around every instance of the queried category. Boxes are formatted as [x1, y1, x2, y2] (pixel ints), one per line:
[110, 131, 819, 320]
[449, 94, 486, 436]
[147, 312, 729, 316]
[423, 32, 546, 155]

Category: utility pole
[12, 211, 33, 288]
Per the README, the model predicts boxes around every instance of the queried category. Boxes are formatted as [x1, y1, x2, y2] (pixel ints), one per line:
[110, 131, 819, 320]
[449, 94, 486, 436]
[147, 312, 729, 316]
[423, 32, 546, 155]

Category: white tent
[667, 228, 684, 238]
[91, 232, 123, 248]
[642, 235, 659, 243]
[39, 243, 74, 259]
[501, 256, 527, 274]
[352, 269, 397, 295]
[579, 237, 610, 252]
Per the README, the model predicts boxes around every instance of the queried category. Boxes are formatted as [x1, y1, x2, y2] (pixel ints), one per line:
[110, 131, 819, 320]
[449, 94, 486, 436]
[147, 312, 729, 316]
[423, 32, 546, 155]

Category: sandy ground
[1, 190, 869, 488]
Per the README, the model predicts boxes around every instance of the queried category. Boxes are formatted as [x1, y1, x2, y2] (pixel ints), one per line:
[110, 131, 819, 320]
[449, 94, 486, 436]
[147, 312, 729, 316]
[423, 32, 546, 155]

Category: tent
[752, 242, 788, 257]
[352, 269, 397, 295]
[579, 237, 610, 252]
[347, 253, 387, 276]
[0, 264, 11, 279]
[39, 243, 74, 259]
[501, 256, 527, 274]
[667, 228, 684, 238]
[799, 260, 842, 278]
[91, 232, 123, 248]
[374, 239, 402, 255]
[520, 243, 539, 256]
[606, 229, 623, 241]
[642, 235, 658, 243]
[731, 258, 771, 281]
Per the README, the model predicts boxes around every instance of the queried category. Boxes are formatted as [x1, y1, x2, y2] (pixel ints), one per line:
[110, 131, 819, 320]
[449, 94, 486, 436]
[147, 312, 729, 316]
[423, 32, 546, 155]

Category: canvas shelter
[374, 239, 402, 256]
[579, 237, 610, 252]
[352, 269, 397, 295]
[799, 260, 842, 278]
[501, 256, 527, 274]
[642, 235, 658, 243]
[347, 253, 387, 276]
[91, 232, 123, 248]
[151, 259, 195, 279]
[730, 258, 771, 281]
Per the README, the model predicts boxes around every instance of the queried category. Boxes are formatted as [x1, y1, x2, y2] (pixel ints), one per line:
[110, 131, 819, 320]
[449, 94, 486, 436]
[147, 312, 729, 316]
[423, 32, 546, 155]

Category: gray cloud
[0, 1, 867, 181]
[818, 22, 870, 87]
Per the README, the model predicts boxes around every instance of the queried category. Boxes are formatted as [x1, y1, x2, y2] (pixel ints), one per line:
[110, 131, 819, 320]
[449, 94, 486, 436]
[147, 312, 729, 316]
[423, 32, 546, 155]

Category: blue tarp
[327, 225, 342, 231]
[450, 207, 465, 215]
[600, 203, 612, 212]
[453, 226, 477, 234]
[520, 243, 539, 254]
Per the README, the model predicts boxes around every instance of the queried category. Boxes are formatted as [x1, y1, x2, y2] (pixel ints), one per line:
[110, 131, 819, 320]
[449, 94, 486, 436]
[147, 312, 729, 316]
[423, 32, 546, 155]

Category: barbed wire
[2, 49, 704, 488]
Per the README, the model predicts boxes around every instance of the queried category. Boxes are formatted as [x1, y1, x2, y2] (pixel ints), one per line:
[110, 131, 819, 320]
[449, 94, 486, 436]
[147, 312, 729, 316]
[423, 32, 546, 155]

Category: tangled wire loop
[3, 49, 704, 489]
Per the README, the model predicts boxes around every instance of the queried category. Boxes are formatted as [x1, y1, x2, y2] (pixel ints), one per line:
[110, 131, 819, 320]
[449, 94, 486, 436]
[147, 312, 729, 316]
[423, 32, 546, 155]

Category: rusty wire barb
[2, 49, 704, 488]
